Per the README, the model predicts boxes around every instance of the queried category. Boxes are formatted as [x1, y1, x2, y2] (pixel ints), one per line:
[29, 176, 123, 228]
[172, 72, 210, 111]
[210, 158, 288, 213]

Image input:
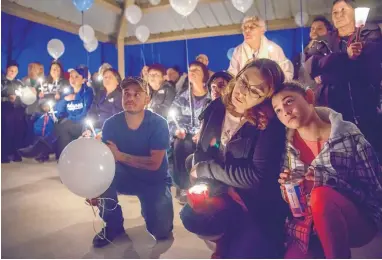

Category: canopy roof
[3, 0, 382, 45]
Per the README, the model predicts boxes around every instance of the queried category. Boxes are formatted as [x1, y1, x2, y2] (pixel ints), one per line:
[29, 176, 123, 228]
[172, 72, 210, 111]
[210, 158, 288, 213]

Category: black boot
[92, 226, 125, 248]
[18, 138, 51, 159]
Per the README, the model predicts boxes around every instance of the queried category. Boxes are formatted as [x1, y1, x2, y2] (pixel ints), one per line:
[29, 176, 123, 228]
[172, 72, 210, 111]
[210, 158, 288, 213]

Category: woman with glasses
[228, 16, 294, 81]
[180, 59, 288, 258]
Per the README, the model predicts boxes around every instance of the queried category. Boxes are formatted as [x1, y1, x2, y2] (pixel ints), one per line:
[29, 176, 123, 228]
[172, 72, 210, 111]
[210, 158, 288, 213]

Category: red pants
[285, 186, 376, 258]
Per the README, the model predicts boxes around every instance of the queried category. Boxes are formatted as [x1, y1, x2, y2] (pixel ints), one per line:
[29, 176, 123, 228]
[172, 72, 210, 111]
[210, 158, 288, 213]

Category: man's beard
[124, 108, 144, 115]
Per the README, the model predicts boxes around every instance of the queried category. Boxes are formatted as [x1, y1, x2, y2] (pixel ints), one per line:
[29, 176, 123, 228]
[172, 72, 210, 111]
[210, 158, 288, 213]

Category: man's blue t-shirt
[102, 110, 170, 184]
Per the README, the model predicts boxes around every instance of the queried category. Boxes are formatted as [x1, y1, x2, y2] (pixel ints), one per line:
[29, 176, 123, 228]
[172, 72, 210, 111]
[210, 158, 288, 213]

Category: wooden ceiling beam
[140, 0, 223, 14]
[125, 16, 306, 45]
[2, 0, 113, 43]
[94, 0, 123, 14]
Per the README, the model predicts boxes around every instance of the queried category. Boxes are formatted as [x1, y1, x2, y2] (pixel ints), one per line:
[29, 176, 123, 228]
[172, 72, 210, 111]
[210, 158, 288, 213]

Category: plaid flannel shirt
[282, 107, 382, 253]
[168, 88, 210, 138]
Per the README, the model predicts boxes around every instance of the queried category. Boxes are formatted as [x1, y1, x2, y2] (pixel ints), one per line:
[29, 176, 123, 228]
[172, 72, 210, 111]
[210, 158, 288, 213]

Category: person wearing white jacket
[228, 16, 294, 81]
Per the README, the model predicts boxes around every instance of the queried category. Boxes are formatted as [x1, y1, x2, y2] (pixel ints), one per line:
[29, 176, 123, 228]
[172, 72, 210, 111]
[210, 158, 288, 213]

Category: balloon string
[300, 0, 304, 55]
[141, 47, 146, 67]
[182, 16, 195, 128]
[151, 43, 154, 64]
[81, 10, 90, 68]
[85, 197, 119, 246]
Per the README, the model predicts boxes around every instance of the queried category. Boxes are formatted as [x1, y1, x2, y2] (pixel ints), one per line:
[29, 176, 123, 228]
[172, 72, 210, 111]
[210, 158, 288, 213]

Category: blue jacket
[33, 113, 54, 137]
[57, 85, 94, 121]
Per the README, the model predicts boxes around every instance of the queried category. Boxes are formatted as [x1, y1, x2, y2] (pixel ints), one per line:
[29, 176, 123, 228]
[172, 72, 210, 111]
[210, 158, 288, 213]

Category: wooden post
[117, 0, 134, 79]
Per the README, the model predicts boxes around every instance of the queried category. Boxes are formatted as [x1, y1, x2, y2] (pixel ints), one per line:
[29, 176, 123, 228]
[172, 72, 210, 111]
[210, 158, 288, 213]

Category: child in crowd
[272, 81, 382, 258]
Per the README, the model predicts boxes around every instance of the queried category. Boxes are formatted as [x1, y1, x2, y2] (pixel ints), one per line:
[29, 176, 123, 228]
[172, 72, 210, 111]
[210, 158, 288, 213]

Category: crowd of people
[2, 0, 382, 258]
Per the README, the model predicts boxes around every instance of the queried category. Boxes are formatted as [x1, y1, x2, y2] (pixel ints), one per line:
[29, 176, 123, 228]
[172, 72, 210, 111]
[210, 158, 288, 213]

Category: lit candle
[48, 101, 58, 122]
[86, 119, 97, 137]
[169, 109, 181, 130]
[38, 78, 44, 93]
[355, 7, 370, 42]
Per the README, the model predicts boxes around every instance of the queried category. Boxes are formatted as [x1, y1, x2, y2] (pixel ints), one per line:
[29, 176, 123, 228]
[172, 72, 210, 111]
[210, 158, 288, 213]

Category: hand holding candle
[86, 119, 97, 137]
[48, 101, 58, 122]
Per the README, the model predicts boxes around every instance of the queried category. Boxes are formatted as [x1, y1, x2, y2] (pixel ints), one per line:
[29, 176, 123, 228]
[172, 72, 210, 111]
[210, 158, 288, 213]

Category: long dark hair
[47, 61, 64, 83]
[222, 59, 285, 129]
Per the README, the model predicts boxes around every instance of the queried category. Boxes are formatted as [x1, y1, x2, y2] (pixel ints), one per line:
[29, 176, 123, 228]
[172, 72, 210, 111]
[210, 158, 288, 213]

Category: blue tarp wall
[1, 12, 310, 78]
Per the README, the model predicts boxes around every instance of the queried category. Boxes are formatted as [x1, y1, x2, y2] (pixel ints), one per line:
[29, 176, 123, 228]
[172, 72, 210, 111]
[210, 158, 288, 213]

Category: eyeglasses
[236, 77, 265, 99]
[242, 24, 260, 32]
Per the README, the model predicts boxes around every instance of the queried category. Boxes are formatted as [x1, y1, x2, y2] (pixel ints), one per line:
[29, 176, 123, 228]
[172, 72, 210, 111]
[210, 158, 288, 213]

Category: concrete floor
[2, 159, 382, 259]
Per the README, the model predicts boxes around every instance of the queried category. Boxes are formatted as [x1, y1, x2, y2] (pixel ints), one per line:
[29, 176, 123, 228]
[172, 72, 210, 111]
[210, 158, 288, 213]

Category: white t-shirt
[221, 111, 242, 147]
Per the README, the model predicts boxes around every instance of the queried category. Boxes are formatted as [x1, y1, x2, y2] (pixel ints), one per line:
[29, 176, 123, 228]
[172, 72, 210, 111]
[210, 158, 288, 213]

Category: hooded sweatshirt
[57, 85, 94, 121]
[283, 107, 382, 252]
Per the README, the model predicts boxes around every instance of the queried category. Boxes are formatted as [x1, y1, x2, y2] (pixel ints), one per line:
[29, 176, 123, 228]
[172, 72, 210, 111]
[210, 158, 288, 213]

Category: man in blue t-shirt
[92, 77, 174, 248]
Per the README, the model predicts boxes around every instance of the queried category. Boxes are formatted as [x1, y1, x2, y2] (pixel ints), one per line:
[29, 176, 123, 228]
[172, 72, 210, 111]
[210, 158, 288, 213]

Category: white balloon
[135, 25, 150, 43]
[58, 138, 116, 199]
[47, 39, 65, 59]
[19, 87, 37, 105]
[125, 5, 143, 25]
[294, 12, 309, 27]
[149, 0, 161, 5]
[231, 0, 253, 13]
[169, 0, 199, 17]
[79, 24, 95, 43]
[84, 38, 99, 52]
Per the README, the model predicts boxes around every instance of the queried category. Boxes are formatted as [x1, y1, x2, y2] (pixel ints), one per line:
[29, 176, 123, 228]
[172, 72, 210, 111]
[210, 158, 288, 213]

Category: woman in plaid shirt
[272, 81, 382, 258]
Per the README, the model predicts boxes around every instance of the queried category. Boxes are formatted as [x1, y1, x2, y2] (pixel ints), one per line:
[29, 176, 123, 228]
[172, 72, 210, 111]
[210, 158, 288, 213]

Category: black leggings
[172, 134, 196, 190]
[54, 119, 83, 158]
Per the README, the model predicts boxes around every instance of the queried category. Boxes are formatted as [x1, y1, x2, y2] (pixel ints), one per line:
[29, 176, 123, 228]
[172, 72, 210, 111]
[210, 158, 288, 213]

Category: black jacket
[193, 99, 288, 229]
[148, 81, 176, 118]
[1, 77, 24, 107]
[305, 23, 382, 122]
[88, 88, 123, 129]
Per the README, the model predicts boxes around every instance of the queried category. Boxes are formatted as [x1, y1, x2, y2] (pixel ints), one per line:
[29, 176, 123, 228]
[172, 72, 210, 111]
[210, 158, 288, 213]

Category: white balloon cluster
[124, 4, 151, 44]
[79, 24, 99, 53]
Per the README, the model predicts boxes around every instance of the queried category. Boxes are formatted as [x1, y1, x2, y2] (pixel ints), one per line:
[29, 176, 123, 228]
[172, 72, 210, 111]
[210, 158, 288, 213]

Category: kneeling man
[93, 77, 174, 248]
